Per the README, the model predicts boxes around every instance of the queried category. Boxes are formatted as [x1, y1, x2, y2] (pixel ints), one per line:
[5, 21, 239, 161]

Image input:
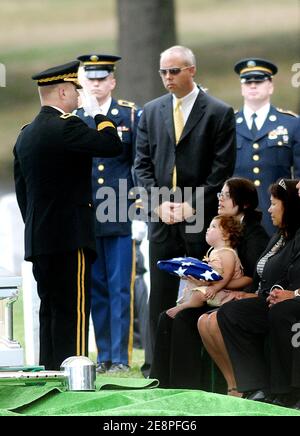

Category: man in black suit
[13, 61, 122, 370]
[134, 45, 236, 351]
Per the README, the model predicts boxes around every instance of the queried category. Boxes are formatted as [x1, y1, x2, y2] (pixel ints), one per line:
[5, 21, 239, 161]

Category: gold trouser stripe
[172, 165, 177, 191]
[76, 249, 86, 355]
[76, 250, 82, 355]
[127, 240, 136, 365]
[81, 250, 86, 355]
[97, 121, 115, 131]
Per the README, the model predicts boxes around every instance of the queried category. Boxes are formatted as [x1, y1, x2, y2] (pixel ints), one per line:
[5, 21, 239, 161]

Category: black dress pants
[32, 248, 92, 370]
[217, 297, 270, 393]
[150, 307, 209, 388]
[268, 298, 300, 393]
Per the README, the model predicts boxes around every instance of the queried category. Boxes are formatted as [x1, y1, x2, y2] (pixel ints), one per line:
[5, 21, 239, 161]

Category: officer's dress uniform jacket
[234, 105, 300, 234]
[76, 99, 141, 366]
[13, 106, 122, 369]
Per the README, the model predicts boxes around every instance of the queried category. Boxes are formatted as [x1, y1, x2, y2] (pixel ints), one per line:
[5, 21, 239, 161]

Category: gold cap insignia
[90, 55, 99, 62]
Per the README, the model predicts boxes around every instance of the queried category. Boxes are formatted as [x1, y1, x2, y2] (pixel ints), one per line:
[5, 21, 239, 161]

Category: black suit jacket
[134, 88, 236, 243]
[13, 106, 122, 261]
[252, 229, 300, 296]
[237, 217, 269, 278]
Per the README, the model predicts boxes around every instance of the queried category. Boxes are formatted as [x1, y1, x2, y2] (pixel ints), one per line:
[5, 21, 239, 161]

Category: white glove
[78, 88, 102, 118]
[77, 66, 102, 117]
[131, 220, 147, 241]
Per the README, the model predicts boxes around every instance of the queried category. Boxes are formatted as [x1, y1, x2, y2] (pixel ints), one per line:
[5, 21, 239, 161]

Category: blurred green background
[0, 0, 299, 187]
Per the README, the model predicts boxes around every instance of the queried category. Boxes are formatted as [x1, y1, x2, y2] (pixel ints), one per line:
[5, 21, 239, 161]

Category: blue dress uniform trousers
[233, 106, 300, 235]
[91, 236, 134, 364]
[76, 99, 141, 365]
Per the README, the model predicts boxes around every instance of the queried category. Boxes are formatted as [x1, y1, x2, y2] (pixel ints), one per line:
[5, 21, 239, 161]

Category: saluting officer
[76, 54, 142, 373]
[13, 61, 122, 370]
[233, 58, 300, 235]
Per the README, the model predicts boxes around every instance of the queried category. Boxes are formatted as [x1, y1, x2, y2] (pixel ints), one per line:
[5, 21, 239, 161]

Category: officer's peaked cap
[32, 61, 81, 87]
[234, 58, 278, 83]
[77, 54, 121, 79]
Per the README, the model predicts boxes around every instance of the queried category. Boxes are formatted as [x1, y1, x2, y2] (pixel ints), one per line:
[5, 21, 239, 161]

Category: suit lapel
[160, 95, 176, 143]
[108, 99, 122, 126]
[160, 90, 207, 145]
[179, 91, 206, 143]
[254, 105, 278, 141]
[235, 110, 253, 141]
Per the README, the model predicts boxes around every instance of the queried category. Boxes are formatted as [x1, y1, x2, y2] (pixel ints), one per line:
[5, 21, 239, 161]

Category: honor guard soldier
[13, 61, 122, 370]
[233, 57, 300, 235]
[76, 54, 142, 373]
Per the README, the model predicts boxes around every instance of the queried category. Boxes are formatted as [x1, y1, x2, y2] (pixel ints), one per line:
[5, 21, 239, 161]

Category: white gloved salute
[77, 66, 102, 118]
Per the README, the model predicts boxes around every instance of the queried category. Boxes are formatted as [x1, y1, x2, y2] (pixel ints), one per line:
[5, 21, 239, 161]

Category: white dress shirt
[243, 103, 271, 131]
[172, 83, 199, 124]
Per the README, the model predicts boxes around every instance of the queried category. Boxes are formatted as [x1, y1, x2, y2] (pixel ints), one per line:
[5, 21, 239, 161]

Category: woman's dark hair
[269, 179, 300, 239]
[224, 177, 262, 222]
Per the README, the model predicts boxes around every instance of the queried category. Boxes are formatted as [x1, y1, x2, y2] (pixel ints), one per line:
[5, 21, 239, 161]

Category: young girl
[166, 215, 244, 319]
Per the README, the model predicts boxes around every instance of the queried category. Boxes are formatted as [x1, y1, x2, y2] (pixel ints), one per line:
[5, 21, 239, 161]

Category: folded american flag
[157, 256, 222, 281]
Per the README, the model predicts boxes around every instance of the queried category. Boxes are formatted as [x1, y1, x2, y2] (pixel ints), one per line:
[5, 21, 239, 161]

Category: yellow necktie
[172, 99, 184, 190]
[173, 98, 184, 144]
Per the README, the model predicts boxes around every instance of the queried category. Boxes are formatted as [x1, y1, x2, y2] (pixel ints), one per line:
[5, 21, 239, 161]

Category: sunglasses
[158, 66, 192, 76]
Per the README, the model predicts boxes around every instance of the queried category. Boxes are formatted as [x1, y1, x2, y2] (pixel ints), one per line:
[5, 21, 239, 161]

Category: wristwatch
[295, 289, 300, 297]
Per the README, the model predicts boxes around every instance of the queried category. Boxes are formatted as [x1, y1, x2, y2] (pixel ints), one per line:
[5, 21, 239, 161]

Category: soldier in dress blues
[233, 58, 300, 235]
[76, 54, 142, 373]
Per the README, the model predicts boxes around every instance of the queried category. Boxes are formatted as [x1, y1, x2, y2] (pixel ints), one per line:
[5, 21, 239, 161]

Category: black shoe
[292, 400, 300, 410]
[264, 394, 276, 404]
[107, 363, 130, 374]
[271, 394, 295, 408]
[96, 362, 111, 374]
[246, 390, 267, 402]
[141, 362, 151, 378]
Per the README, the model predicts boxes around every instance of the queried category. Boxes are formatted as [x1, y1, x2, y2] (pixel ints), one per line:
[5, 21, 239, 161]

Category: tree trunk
[116, 0, 177, 106]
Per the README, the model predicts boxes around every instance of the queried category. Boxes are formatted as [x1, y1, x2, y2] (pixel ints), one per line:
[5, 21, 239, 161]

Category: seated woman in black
[149, 177, 269, 388]
[198, 179, 300, 408]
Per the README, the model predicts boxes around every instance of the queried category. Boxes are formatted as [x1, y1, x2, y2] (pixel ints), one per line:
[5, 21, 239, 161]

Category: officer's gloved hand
[77, 66, 102, 118]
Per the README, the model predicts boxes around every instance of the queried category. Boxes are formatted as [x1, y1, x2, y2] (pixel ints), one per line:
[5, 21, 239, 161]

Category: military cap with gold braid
[77, 54, 121, 79]
[32, 60, 81, 88]
[234, 58, 278, 83]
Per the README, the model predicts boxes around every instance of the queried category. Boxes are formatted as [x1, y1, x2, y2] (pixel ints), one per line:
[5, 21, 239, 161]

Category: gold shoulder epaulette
[60, 113, 79, 119]
[21, 123, 29, 130]
[276, 108, 298, 117]
[118, 99, 136, 109]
